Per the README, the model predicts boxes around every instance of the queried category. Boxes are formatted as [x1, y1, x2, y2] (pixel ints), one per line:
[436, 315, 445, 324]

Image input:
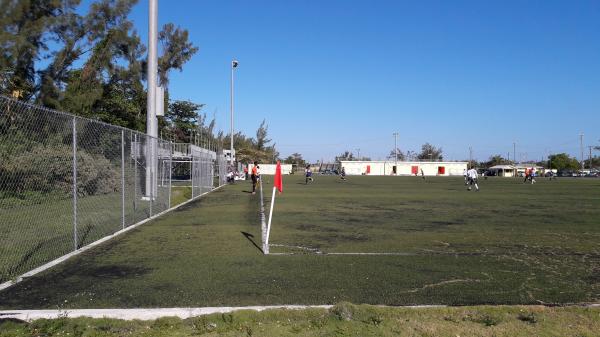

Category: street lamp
[230, 59, 238, 166]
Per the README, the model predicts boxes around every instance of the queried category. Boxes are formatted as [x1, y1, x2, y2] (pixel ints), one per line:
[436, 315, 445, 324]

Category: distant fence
[0, 96, 227, 284]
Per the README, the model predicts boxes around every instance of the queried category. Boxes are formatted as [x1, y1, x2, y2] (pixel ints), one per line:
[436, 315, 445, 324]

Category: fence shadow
[241, 231, 263, 254]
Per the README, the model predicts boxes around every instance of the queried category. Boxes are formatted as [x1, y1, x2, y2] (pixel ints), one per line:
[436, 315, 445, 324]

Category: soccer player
[305, 164, 313, 184]
[251, 161, 259, 194]
[467, 167, 479, 191]
[340, 167, 347, 180]
[420, 168, 425, 180]
[463, 168, 468, 185]
[523, 168, 530, 183]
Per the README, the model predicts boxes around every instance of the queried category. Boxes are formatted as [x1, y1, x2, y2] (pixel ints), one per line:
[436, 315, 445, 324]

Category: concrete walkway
[0, 305, 335, 321]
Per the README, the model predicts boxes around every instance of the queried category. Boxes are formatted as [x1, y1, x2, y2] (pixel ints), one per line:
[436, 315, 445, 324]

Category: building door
[438, 166, 445, 175]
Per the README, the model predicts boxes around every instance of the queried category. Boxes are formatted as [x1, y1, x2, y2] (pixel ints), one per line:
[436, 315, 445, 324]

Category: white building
[487, 165, 515, 177]
[247, 163, 293, 175]
[340, 161, 467, 176]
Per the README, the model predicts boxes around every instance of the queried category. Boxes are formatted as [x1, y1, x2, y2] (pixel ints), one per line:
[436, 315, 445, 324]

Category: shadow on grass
[241, 232, 263, 254]
[0, 261, 153, 308]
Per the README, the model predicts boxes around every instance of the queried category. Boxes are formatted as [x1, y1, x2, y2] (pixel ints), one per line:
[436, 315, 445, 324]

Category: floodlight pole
[230, 60, 238, 166]
[145, 0, 158, 198]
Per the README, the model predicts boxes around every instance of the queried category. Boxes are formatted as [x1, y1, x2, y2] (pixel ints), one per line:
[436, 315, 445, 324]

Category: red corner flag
[274, 161, 283, 193]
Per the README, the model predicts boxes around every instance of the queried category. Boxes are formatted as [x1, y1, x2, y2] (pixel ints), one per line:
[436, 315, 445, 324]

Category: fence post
[72, 117, 78, 250]
[149, 159, 153, 217]
[191, 150, 195, 199]
[121, 130, 125, 229]
[133, 132, 137, 222]
[168, 141, 172, 208]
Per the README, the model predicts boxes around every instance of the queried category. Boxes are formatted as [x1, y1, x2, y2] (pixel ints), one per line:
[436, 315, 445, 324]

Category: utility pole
[393, 132, 398, 174]
[589, 146, 593, 170]
[469, 146, 473, 169]
[356, 148, 360, 161]
[513, 141, 516, 164]
[580, 132, 584, 170]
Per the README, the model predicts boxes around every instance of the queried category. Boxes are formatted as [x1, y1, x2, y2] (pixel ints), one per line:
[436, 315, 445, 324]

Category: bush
[0, 143, 120, 203]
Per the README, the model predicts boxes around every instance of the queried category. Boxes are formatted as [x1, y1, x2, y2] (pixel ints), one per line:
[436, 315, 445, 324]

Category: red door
[411, 166, 418, 175]
[438, 166, 445, 175]
[366, 165, 371, 174]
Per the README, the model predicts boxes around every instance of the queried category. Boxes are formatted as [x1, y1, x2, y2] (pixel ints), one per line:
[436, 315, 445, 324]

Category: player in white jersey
[467, 168, 479, 191]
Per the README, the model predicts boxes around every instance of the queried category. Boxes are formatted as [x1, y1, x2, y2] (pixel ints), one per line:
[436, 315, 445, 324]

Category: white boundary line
[268, 243, 418, 256]
[1, 303, 598, 321]
[0, 186, 224, 292]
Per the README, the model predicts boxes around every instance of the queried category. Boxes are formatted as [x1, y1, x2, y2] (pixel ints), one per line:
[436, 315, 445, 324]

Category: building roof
[488, 165, 515, 170]
[339, 161, 468, 164]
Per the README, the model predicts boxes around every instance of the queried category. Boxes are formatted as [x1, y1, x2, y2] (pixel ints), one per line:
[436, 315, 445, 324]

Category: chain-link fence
[0, 96, 225, 284]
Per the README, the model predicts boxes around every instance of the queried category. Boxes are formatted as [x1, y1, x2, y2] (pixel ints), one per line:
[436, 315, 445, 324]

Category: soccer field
[0, 175, 599, 308]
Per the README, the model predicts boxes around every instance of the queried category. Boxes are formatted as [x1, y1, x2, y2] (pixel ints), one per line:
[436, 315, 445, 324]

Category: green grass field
[0, 185, 185, 284]
[0, 175, 599, 308]
[2, 304, 600, 336]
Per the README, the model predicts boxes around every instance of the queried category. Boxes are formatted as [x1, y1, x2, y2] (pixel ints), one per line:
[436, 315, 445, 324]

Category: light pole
[393, 132, 399, 174]
[145, 0, 158, 198]
[230, 59, 238, 166]
[355, 148, 360, 161]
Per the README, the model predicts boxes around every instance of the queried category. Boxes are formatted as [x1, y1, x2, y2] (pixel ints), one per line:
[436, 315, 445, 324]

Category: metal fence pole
[191, 152, 195, 199]
[168, 141, 172, 208]
[72, 117, 78, 250]
[121, 130, 125, 229]
[133, 132, 137, 223]
[150, 158, 153, 217]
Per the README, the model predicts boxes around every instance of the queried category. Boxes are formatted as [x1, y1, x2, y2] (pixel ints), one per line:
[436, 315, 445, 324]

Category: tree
[163, 100, 204, 143]
[0, 0, 81, 100]
[283, 153, 306, 167]
[583, 156, 600, 169]
[417, 143, 443, 161]
[484, 155, 512, 167]
[224, 120, 278, 163]
[255, 119, 271, 151]
[548, 153, 580, 171]
[157, 23, 198, 86]
[1, 0, 198, 134]
[405, 150, 418, 161]
[387, 148, 405, 161]
[335, 151, 354, 162]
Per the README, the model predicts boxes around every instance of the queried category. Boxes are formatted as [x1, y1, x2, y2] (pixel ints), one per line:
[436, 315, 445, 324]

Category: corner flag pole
[265, 185, 276, 250]
[265, 161, 283, 254]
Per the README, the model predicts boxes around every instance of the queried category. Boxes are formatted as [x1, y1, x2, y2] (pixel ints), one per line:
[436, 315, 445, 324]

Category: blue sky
[86, 0, 600, 162]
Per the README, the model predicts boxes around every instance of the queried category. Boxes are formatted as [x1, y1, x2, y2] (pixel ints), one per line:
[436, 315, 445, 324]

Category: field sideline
[1, 303, 599, 336]
[0, 175, 598, 308]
